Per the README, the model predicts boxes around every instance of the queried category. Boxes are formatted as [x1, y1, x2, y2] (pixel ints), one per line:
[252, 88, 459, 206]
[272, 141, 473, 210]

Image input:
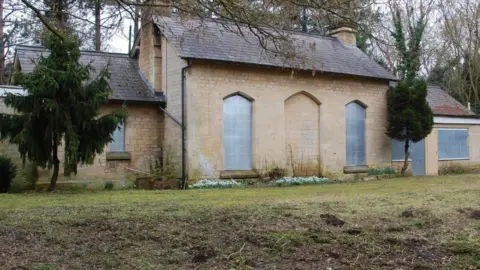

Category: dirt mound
[470, 210, 480, 219]
[401, 210, 414, 218]
[191, 246, 216, 263]
[320, 214, 345, 227]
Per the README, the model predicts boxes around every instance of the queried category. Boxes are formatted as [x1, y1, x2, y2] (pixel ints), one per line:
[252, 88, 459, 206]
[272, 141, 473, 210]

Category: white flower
[274, 177, 328, 186]
[190, 179, 244, 189]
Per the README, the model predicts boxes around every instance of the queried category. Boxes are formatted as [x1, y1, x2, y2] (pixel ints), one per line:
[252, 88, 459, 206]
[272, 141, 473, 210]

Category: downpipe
[181, 60, 192, 190]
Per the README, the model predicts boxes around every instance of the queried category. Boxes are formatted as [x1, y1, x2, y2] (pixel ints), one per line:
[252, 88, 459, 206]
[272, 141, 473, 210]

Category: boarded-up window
[110, 124, 125, 152]
[223, 95, 252, 170]
[438, 129, 468, 160]
[346, 102, 366, 166]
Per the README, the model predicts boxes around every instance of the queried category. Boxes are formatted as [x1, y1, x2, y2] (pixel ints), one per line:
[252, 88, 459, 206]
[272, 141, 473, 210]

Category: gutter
[180, 59, 192, 190]
[434, 115, 480, 125]
[178, 57, 397, 82]
[434, 113, 480, 119]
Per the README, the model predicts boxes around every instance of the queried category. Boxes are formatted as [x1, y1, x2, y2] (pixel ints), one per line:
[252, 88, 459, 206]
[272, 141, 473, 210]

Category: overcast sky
[104, 19, 132, 54]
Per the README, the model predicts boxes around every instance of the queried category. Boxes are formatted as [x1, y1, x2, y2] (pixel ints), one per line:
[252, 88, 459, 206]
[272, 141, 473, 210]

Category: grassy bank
[0, 175, 479, 269]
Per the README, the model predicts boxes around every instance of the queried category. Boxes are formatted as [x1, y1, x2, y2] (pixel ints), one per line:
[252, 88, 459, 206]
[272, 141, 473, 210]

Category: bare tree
[430, 0, 480, 108]
[1, 0, 43, 84]
[16, 0, 371, 55]
[358, 0, 438, 75]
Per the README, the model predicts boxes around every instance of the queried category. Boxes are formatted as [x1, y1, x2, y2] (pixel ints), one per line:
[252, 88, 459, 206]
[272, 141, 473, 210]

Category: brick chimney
[138, 0, 172, 92]
[328, 26, 357, 46]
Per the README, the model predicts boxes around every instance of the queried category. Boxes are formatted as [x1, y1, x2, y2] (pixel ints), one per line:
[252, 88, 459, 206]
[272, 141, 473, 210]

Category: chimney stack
[146, 0, 172, 17]
[328, 26, 357, 46]
[139, 0, 170, 92]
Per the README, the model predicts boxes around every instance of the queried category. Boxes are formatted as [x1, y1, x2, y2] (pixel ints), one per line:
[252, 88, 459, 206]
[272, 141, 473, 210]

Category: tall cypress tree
[386, 7, 433, 175]
[0, 34, 126, 191]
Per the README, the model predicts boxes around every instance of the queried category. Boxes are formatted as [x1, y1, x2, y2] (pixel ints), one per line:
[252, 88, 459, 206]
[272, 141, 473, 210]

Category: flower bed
[273, 177, 328, 187]
[190, 179, 244, 189]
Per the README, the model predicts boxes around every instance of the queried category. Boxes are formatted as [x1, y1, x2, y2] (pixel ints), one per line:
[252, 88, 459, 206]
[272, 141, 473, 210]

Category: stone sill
[220, 170, 259, 179]
[106, 152, 132, 161]
[343, 165, 368, 174]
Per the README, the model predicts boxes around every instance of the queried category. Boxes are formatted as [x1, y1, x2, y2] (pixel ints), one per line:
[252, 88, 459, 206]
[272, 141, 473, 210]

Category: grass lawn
[1, 175, 479, 269]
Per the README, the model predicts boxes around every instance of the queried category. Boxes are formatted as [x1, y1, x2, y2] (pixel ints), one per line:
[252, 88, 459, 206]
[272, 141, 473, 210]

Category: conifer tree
[386, 7, 433, 175]
[0, 33, 126, 191]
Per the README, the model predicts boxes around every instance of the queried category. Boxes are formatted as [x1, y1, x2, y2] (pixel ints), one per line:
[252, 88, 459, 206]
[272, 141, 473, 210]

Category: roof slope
[427, 84, 474, 116]
[154, 16, 397, 81]
[15, 46, 161, 103]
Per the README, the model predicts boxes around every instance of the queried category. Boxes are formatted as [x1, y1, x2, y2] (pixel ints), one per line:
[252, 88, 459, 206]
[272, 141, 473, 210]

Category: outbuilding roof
[427, 84, 474, 117]
[15, 46, 162, 104]
[154, 16, 397, 81]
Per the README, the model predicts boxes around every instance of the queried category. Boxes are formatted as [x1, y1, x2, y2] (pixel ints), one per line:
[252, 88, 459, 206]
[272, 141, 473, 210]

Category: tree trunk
[48, 133, 60, 192]
[48, 0, 68, 30]
[301, 7, 307, 32]
[134, 1, 139, 37]
[94, 0, 101, 51]
[0, 0, 5, 84]
[401, 140, 410, 176]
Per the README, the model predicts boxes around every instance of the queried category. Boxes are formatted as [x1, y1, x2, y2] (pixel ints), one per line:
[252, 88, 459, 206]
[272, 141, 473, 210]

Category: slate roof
[15, 46, 162, 104]
[154, 16, 397, 81]
[427, 84, 474, 116]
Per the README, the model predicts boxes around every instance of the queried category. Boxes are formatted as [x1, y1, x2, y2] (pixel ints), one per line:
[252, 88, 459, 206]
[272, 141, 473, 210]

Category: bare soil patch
[1, 175, 479, 269]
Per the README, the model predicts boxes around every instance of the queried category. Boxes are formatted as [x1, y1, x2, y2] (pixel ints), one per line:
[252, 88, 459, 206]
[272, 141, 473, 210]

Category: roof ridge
[159, 15, 338, 41]
[16, 45, 46, 51]
[79, 50, 129, 57]
[16, 45, 128, 57]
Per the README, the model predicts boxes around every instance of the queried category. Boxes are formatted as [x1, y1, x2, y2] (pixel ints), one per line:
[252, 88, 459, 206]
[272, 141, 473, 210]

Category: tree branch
[20, 0, 64, 40]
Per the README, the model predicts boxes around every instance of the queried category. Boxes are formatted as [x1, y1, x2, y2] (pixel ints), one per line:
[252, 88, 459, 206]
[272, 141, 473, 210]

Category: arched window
[284, 91, 321, 176]
[110, 124, 125, 152]
[346, 101, 366, 166]
[223, 94, 252, 170]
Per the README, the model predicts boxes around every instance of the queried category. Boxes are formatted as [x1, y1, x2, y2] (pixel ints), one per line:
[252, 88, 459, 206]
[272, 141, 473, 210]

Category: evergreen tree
[0, 33, 126, 191]
[386, 7, 433, 175]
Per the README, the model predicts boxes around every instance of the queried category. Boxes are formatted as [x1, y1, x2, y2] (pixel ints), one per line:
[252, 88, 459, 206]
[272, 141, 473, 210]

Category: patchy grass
[0, 175, 480, 269]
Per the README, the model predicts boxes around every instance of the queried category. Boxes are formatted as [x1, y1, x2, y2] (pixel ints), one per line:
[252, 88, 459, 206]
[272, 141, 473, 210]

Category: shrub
[367, 167, 396, 176]
[25, 162, 39, 189]
[274, 177, 328, 187]
[104, 182, 114, 190]
[0, 156, 17, 193]
[9, 162, 38, 193]
[439, 164, 468, 175]
[190, 179, 244, 189]
[267, 166, 287, 180]
[148, 148, 178, 180]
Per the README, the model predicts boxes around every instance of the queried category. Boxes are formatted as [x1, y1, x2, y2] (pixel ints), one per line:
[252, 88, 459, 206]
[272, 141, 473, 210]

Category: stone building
[4, 11, 480, 184]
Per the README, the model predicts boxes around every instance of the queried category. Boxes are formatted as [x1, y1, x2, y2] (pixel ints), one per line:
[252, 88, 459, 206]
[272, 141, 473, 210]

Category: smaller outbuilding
[392, 84, 480, 176]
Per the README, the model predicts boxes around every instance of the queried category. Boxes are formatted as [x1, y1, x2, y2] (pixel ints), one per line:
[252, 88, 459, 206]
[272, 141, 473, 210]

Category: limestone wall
[185, 61, 392, 179]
